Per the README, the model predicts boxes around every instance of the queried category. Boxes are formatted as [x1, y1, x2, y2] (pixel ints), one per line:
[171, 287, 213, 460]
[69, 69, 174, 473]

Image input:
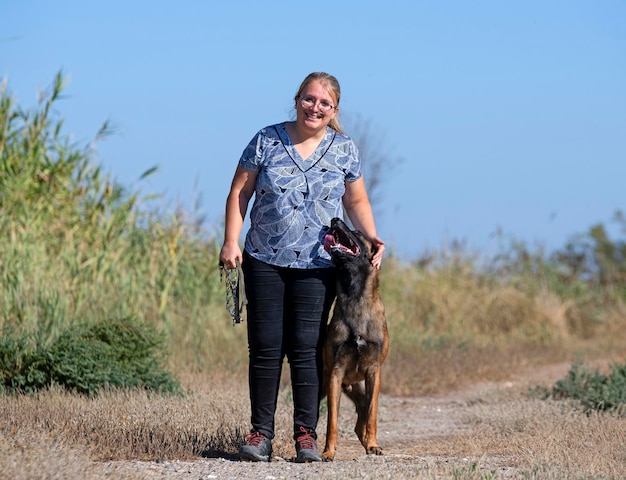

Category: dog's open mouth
[324, 225, 361, 257]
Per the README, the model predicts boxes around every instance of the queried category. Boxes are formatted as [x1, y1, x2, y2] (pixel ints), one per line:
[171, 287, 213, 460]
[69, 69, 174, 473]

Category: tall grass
[1, 73, 625, 392]
[0, 73, 242, 374]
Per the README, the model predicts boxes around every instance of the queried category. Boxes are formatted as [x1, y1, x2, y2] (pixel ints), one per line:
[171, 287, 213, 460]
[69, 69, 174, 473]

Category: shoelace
[245, 431, 266, 446]
[296, 426, 315, 450]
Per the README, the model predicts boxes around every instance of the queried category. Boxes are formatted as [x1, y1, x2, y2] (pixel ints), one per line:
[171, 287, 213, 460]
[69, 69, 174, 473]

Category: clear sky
[3, 1, 625, 260]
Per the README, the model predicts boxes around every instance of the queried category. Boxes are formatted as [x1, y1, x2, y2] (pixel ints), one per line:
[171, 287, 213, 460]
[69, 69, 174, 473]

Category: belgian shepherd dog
[321, 217, 389, 461]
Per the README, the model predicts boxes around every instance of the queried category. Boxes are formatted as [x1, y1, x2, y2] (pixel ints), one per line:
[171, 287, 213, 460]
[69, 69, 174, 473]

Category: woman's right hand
[219, 241, 243, 270]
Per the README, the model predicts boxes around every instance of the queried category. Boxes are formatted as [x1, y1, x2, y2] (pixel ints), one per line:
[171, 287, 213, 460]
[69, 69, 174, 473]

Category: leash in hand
[219, 260, 247, 325]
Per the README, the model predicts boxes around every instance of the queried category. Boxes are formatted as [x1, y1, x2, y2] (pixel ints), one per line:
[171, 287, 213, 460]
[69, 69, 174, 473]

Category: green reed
[0, 73, 244, 373]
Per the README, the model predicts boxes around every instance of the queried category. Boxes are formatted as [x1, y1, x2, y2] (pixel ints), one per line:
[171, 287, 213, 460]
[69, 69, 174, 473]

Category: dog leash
[219, 259, 247, 325]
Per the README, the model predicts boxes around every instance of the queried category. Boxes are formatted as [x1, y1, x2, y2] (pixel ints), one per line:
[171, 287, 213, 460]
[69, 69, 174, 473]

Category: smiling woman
[217, 71, 385, 463]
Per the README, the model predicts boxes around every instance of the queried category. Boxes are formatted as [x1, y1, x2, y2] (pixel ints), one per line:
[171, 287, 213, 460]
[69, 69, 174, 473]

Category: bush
[0, 318, 180, 395]
[540, 358, 626, 415]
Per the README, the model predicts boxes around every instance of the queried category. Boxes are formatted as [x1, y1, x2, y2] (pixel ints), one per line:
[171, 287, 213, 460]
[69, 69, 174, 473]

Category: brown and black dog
[321, 217, 389, 461]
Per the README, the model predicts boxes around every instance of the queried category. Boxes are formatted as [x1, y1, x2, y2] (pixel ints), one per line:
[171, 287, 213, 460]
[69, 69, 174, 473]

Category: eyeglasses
[298, 95, 335, 113]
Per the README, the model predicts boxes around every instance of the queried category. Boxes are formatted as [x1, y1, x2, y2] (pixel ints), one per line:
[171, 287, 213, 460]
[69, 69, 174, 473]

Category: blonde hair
[294, 72, 343, 134]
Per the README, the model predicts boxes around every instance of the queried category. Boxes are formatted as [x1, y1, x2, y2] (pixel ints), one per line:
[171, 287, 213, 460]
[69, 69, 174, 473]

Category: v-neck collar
[276, 123, 336, 172]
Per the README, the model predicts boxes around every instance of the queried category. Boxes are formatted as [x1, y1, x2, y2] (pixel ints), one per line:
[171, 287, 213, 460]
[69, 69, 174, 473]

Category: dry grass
[0, 372, 248, 462]
[383, 344, 569, 396]
[2, 355, 625, 479]
[456, 397, 626, 478]
[400, 390, 626, 479]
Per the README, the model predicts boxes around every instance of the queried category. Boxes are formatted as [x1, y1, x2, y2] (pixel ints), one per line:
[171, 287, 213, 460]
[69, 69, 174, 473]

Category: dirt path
[104, 363, 586, 479]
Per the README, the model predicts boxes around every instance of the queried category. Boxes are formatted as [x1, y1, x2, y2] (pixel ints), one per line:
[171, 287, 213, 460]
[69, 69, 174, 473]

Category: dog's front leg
[342, 381, 368, 448]
[322, 372, 342, 461]
[364, 368, 383, 455]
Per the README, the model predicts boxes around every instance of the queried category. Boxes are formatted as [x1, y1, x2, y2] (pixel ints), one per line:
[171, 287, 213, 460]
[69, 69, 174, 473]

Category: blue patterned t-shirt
[239, 122, 362, 269]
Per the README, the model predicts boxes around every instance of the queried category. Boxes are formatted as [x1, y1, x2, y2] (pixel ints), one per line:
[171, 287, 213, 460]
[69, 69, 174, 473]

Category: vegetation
[1, 72, 625, 479]
[0, 317, 180, 395]
[531, 357, 626, 415]
[0, 73, 235, 381]
[1, 73, 626, 395]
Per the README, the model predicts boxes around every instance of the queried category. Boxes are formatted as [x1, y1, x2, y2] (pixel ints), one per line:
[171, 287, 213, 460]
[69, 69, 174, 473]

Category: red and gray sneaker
[239, 431, 272, 462]
[294, 426, 322, 463]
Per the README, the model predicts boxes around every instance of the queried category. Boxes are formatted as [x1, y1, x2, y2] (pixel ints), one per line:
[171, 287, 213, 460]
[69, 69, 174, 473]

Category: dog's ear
[369, 242, 378, 262]
[368, 247, 376, 260]
[348, 228, 376, 262]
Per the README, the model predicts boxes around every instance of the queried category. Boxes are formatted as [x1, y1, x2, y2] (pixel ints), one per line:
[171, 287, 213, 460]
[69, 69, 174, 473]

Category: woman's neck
[285, 122, 326, 160]
[286, 121, 326, 145]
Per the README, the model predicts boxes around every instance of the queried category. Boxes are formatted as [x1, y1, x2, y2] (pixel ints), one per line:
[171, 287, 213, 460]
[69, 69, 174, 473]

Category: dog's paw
[366, 446, 384, 456]
[321, 451, 335, 462]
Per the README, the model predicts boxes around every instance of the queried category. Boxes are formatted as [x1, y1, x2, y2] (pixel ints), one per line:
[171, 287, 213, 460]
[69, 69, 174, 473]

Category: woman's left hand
[371, 237, 385, 270]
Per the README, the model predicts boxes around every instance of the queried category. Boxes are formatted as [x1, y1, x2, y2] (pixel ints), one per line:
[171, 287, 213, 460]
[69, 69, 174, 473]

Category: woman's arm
[219, 166, 258, 269]
[342, 177, 385, 269]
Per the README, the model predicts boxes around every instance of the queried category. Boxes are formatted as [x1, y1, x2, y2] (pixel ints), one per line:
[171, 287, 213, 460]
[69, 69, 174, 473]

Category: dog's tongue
[323, 234, 336, 253]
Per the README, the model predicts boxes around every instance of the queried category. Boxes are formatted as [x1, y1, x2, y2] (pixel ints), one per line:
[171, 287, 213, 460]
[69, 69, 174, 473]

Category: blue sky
[3, 1, 625, 260]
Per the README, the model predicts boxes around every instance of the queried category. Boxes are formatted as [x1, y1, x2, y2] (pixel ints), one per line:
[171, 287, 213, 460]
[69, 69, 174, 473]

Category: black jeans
[242, 252, 336, 440]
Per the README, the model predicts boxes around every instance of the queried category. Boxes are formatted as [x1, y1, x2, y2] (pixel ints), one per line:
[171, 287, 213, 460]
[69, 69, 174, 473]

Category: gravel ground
[102, 384, 527, 480]
[104, 454, 456, 480]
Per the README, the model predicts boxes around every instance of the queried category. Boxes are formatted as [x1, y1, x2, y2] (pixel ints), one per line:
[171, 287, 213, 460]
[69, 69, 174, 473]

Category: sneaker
[239, 431, 272, 462]
[294, 426, 322, 463]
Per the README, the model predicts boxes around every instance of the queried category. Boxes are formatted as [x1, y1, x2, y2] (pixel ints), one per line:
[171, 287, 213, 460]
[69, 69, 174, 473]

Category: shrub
[539, 358, 626, 415]
[0, 317, 180, 395]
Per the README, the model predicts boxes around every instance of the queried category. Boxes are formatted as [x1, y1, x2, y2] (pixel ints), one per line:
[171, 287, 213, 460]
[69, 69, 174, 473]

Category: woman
[219, 72, 384, 462]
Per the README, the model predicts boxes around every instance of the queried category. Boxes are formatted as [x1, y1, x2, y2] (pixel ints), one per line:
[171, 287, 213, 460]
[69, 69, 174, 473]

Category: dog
[321, 217, 389, 461]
